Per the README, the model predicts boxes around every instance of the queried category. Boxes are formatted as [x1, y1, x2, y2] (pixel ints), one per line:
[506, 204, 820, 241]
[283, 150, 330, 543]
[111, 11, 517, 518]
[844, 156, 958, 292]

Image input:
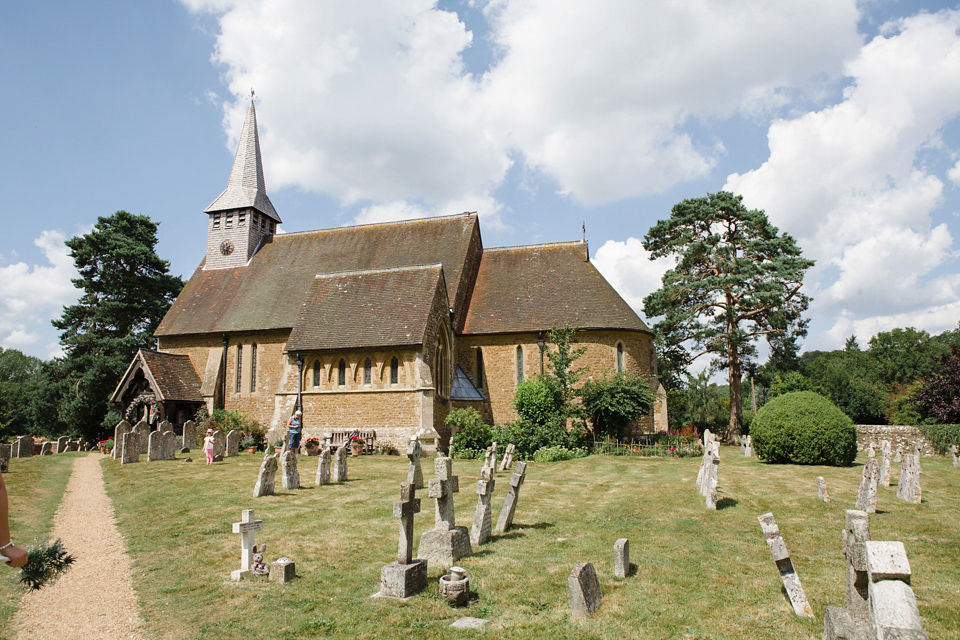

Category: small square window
[238, 213, 246, 227]
[213, 214, 221, 229]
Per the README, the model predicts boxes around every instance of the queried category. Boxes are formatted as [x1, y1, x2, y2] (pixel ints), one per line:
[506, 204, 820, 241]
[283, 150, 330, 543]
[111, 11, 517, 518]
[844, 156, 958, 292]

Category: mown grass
[0, 452, 81, 640]
[93, 450, 960, 639]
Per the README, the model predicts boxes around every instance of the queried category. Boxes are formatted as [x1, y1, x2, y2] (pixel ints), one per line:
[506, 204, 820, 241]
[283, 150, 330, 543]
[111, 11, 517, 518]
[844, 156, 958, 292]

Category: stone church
[112, 101, 665, 448]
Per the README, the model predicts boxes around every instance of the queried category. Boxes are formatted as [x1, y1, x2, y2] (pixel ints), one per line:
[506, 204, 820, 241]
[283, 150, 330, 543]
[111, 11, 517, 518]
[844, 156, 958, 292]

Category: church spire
[205, 93, 281, 223]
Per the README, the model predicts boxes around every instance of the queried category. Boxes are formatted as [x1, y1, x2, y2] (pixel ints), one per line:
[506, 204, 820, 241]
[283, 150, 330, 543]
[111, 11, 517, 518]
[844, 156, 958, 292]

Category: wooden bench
[325, 430, 377, 454]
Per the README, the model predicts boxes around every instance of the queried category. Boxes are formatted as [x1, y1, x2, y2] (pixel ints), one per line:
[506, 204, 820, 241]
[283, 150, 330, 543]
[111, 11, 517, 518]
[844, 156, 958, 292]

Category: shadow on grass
[511, 522, 555, 530]
[717, 497, 738, 509]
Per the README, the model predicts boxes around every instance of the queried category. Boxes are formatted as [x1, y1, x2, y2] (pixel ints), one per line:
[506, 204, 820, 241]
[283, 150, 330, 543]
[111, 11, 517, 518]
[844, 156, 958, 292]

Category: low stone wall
[856, 424, 936, 456]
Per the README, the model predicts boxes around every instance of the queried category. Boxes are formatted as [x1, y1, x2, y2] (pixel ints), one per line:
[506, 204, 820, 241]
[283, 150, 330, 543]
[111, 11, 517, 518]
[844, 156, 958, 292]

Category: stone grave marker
[406, 437, 424, 489]
[121, 431, 140, 464]
[67, 441, 79, 452]
[40, 442, 53, 455]
[230, 509, 264, 581]
[896, 454, 922, 504]
[15, 435, 33, 458]
[470, 465, 495, 546]
[253, 454, 279, 497]
[950, 444, 958, 467]
[740, 434, 753, 457]
[757, 512, 814, 618]
[269, 558, 296, 583]
[483, 445, 495, 471]
[817, 476, 831, 502]
[856, 458, 880, 514]
[212, 430, 226, 462]
[374, 482, 427, 599]
[133, 420, 150, 454]
[334, 443, 349, 482]
[418, 456, 472, 568]
[703, 455, 719, 509]
[315, 448, 331, 486]
[148, 431, 165, 461]
[498, 443, 515, 472]
[226, 429, 240, 457]
[490, 441, 498, 471]
[159, 420, 173, 433]
[495, 461, 528, 533]
[181, 420, 196, 452]
[868, 443, 875, 459]
[614, 538, 630, 579]
[162, 431, 177, 460]
[56, 436, 69, 454]
[281, 448, 300, 489]
[113, 421, 131, 460]
[568, 562, 603, 619]
[879, 440, 892, 487]
[894, 445, 902, 463]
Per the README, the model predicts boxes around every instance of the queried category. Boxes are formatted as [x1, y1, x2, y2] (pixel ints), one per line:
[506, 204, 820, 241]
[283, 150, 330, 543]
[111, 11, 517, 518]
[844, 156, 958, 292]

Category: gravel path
[12, 453, 144, 640]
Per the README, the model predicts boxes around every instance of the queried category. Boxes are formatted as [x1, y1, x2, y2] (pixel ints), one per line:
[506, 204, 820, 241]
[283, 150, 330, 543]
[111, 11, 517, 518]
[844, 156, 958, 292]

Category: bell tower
[204, 93, 281, 270]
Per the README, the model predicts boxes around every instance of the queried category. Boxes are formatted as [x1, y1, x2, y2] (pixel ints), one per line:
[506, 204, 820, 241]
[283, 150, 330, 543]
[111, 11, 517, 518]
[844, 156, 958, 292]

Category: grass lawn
[0, 452, 83, 640]
[88, 449, 960, 638]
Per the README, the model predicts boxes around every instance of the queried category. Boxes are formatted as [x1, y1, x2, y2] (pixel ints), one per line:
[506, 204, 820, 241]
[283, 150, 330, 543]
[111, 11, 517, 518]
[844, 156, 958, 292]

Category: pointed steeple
[205, 97, 281, 223]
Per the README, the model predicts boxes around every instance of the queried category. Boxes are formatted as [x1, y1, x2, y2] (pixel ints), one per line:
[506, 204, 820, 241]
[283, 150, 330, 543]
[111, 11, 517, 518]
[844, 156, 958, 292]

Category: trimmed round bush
[751, 391, 857, 466]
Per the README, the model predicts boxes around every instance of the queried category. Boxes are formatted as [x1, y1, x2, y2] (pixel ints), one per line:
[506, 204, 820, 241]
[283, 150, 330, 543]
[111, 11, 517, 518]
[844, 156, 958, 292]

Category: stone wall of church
[296, 389, 424, 441]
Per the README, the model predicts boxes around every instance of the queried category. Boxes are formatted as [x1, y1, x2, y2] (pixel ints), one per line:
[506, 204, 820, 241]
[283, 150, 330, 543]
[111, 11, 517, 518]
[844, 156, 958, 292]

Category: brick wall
[856, 425, 936, 456]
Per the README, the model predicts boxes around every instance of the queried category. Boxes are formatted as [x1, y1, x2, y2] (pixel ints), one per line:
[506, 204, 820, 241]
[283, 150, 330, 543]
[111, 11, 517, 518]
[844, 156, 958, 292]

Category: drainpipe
[296, 354, 304, 412]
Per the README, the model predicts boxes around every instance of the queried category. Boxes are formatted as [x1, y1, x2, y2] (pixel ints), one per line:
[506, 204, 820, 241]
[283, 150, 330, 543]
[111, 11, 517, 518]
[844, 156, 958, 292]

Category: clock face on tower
[219, 240, 235, 256]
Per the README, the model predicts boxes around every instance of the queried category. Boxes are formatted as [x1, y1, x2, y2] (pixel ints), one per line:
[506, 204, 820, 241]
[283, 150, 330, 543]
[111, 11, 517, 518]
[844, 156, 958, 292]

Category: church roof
[285, 264, 446, 352]
[110, 350, 204, 404]
[156, 214, 479, 337]
[450, 364, 485, 401]
[462, 241, 651, 335]
[204, 101, 281, 223]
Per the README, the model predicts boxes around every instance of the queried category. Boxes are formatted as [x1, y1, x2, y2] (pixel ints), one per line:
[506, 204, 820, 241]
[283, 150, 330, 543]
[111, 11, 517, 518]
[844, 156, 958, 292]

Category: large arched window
[516, 346, 524, 384]
[338, 359, 346, 387]
[435, 328, 449, 396]
[390, 356, 399, 385]
[617, 342, 624, 373]
[235, 344, 242, 393]
[312, 360, 321, 387]
[364, 358, 372, 385]
[476, 348, 484, 389]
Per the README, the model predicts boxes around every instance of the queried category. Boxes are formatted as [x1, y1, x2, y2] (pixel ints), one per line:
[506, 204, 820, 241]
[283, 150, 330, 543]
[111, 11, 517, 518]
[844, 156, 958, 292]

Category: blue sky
[3, 1, 960, 368]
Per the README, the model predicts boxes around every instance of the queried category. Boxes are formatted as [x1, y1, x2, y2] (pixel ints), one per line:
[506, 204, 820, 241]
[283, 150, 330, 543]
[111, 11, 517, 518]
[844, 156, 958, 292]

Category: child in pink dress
[204, 428, 215, 465]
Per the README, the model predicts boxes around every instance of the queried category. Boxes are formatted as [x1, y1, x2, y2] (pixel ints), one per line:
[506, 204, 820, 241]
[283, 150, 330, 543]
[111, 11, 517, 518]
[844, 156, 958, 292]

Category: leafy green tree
[580, 373, 656, 438]
[683, 370, 730, 437]
[769, 371, 817, 398]
[52, 211, 183, 440]
[913, 346, 960, 423]
[844, 335, 860, 351]
[544, 324, 587, 420]
[0, 348, 45, 439]
[868, 327, 947, 388]
[642, 191, 814, 442]
[802, 350, 886, 424]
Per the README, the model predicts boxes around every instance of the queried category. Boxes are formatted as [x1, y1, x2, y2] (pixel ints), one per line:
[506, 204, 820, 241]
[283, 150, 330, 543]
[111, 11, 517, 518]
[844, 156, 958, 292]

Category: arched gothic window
[617, 342, 624, 373]
[364, 358, 372, 385]
[338, 359, 346, 387]
[235, 344, 242, 393]
[250, 343, 257, 392]
[391, 356, 399, 385]
[516, 346, 524, 384]
[476, 348, 484, 389]
[312, 360, 321, 387]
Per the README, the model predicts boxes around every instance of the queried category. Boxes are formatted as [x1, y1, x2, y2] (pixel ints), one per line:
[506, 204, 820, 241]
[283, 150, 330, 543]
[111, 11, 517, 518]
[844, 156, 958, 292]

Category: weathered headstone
[495, 461, 528, 533]
[226, 429, 240, 457]
[148, 430, 165, 461]
[40, 442, 53, 455]
[418, 456, 472, 568]
[896, 454, 922, 504]
[704, 455, 719, 509]
[823, 509, 871, 639]
[269, 558, 296, 583]
[181, 420, 196, 452]
[253, 454, 279, 497]
[950, 444, 959, 467]
[121, 431, 140, 464]
[406, 437, 424, 489]
[817, 476, 831, 502]
[56, 436, 70, 454]
[159, 420, 173, 433]
[281, 448, 300, 489]
[230, 509, 264, 581]
[375, 483, 427, 600]
[868, 443, 876, 459]
[113, 422, 131, 460]
[162, 430, 177, 459]
[740, 434, 753, 457]
[757, 512, 814, 618]
[490, 441, 498, 471]
[483, 445, 495, 471]
[498, 443, 515, 472]
[568, 562, 603, 619]
[856, 458, 880, 514]
[212, 430, 226, 462]
[614, 538, 630, 579]
[315, 448, 331, 486]
[133, 420, 150, 454]
[879, 440, 892, 487]
[334, 443, 349, 482]
[15, 435, 33, 459]
[894, 445, 902, 463]
[470, 465, 495, 546]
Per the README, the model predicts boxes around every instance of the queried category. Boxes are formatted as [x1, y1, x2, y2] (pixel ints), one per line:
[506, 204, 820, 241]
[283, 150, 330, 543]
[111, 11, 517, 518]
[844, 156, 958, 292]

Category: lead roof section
[285, 264, 446, 352]
[156, 214, 479, 337]
[461, 241, 651, 335]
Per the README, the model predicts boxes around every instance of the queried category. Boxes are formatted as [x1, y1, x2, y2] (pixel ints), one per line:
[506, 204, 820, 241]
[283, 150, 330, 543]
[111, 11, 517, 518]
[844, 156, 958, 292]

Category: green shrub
[448, 408, 493, 457]
[514, 377, 564, 427]
[751, 391, 857, 466]
[580, 373, 655, 438]
[532, 445, 589, 462]
[917, 423, 960, 455]
[195, 407, 265, 449]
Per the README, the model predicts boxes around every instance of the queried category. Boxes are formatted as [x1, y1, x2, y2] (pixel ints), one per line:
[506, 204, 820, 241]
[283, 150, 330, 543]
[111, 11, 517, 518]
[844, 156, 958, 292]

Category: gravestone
[568, 563, 603, 619]
[159, 420, 173, 433]
[498, 443, 515, 472]
[703, 455, 719, 509]
[162, 431, 177, 460]
[253, 454, 279, 497]
[490, 441, 498, 471]
[470, 465, 495, 545]
[15, 435, 33, 458]
[269, 558, 296, 583]
[483, 445, 495, 471]
[40, 442, 53, 455]
[896, 454, 922, 504]
[417, 456, 472, 568]
[495, 461, 528, 533]
[817, 476, 831, 502]
[181, 420, 196, 452]
[894, 445, 902, 463]
[757, 512, 814, 618]
[212, 430, 226, 462]
[230, 509, 264, 581]
[740, 434, 753, 457]
[113, 421, 131, 460]
[879, 441, 892, 487]
[406, 437, 424, 489]
[67, 441, 79, 452]
[950, 444, 959, 467]
[375, 483, 428, 600]
[281, 449, 300, 489]
[133, 420, 150, 454]
[148, 431, 165, 461]
[868, 443, 875, 459]
[856, 459, 880, 514]
[614, 538, 630, 579]
[121, 432, 140, 464]
[334, 444, 349, 482]
[56, 436, 70, 454]
[315, 448, 331, 486]
[226, 429, 240, 457]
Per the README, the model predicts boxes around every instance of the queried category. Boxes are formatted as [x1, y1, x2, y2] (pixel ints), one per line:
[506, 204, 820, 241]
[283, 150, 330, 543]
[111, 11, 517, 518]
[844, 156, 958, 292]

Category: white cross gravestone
[495, 461, 528, 533]
[470, 465, 495, 546]
[856, 459, 880, 514]
[406, 437, 424, 489]
[757, 512, 814, 618]
[417, 456, 472, 568]
[374, 482, 427, 600]
[498, 443, 515, 472]
[231, 509, 264, 581]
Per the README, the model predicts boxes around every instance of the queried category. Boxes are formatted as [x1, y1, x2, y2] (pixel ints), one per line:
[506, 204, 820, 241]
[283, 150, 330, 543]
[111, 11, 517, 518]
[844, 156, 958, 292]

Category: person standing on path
[203, 428, 215, 465]
[0, 473, 27, 567]
[286, 409, 303, 454]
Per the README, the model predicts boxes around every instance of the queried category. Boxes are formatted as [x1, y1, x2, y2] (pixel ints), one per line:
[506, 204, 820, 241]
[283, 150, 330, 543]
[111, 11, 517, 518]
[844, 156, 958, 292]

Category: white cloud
[592, 237, 673, 313]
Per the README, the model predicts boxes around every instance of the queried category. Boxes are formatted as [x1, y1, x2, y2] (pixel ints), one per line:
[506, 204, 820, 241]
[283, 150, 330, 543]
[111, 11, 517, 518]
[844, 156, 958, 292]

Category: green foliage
[18, 538, 75, 590]
[580, 373, 655, 438]
[545, 324, 587, 410]
[914, 346, 960, 424]
[801, 350, 886, 424]
[52, 211, 184, 441]
[208, 409, 265, 448]
[532, 445, 589, 462]
[514, 377, 564, 427]
[491, 418, 584, 461]
[0, 348, 45, 440]
[642, 191, 814, 439]
[769, 371, 816, 397]
[751, 391, 857, 466]
[447, 408, 493, 457]
[683, 370, 730, 439]
[869, 327, 947, 388]
[916, 423, 960, 455]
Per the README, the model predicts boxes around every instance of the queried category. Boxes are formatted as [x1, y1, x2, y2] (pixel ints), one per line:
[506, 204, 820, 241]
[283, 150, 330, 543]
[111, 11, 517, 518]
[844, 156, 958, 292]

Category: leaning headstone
[950, 444, 959, 468]
[613, 538, 630, 579]
[121, 432, 140, 464]
[40, 442, 53, 455]
[418, 456, 472, 568]
[253, 454, 279, 497]
[498, 443, 515, 472]
[133, 420, 150, 454]
[113, 421, 131, 460]
[15, 435, 33, 459]
[406, 437, 424, 489]
[226, 429, 240, 457]
[483, 445, 495, 471]
[879, 440, 892, 487]
[181, 420, 196, 452]
[281, 449, 300, 489]
[896, 454, 922, 504]
[864, 541, 928, 638]
[230, 509, 264, 581]
[212, 430, 226, 462]
[817, 476, 831, 503]
[315, 448, 331, 486]
[334, 443, 349, 482]
[568, 562, 603, 619]
[856, 458, 880, 514]
[489, 441, 498, 472]
[56, 436, 70, 454]
[470, 465, 495, 546]
[495, 461, 528, 533]
[374, 483, 427, 600]
[148, 430, 165, 461]
[757, 512, 814, 618]
[703, 455, 719, 509]
[823, 509, 871, 639]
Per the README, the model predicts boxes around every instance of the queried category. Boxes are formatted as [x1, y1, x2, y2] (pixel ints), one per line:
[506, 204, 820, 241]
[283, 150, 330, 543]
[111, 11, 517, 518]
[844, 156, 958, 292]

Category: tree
[913, 345, 960, 423]
[0, 348, 45, 439]
[801, 350, 886, 424]
[52, 211, 183, 440]
[580, 373, 655, 438]
[544, 324, 587, 418]
[642, 191, 814, 442]
[868, 327, 947, 388]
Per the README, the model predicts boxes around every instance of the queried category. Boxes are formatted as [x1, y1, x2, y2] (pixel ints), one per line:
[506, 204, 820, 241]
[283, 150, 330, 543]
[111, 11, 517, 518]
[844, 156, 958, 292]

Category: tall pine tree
[52, 211, 183, 439]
